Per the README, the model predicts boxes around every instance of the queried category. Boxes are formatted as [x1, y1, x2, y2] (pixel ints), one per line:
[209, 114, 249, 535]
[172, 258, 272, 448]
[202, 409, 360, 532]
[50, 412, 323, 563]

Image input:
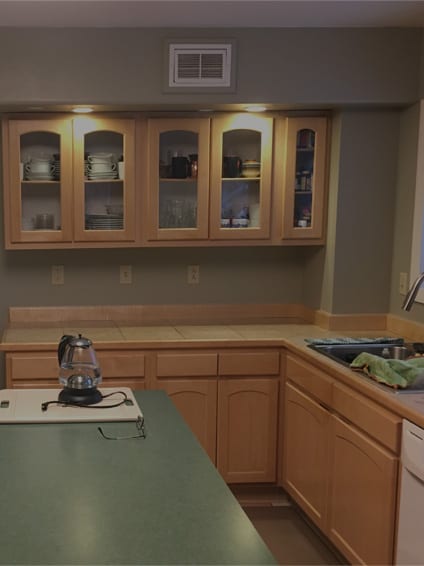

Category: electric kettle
[57, 334, 102, 405]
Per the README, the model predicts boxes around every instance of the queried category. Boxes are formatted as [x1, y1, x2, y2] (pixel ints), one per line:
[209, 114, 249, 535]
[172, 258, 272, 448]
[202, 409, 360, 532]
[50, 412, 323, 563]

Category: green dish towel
[350, 353, 424, 389]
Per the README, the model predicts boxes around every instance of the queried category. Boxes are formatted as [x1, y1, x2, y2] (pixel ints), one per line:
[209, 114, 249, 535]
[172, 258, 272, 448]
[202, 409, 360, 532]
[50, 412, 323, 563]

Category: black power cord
[41, 390, 128, 412]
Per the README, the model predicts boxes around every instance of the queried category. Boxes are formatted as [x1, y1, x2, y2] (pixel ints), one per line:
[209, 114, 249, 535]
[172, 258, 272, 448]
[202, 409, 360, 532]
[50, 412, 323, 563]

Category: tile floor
[231, 487, 344, 565]
[244, 505, 344, 565]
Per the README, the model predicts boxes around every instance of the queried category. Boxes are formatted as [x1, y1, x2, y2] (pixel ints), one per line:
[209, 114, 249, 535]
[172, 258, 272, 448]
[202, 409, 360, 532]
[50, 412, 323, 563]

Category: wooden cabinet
[4, 118, 73, 245]
[210, 113, 273, 240]
[328, 415, 398, 566]
[3, 112, 330, 248]
[146, 118, 210, 241]
[217, 350, 280, 483]
[217, 377, 279, 483]
[283, 353, 400, 565]
[283, 382, 330, 531]
[274, 116, 328, 242]
[153, 348, 280, 482]
[5, 350, 146, 389]
[153, 351, 218, 461]
[3, 115, 136, 248]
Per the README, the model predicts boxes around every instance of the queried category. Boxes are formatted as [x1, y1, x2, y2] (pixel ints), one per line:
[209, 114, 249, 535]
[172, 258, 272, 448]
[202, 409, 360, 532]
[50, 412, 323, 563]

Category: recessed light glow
[245, 105, 267, 113]
[72, 107, 94, 114]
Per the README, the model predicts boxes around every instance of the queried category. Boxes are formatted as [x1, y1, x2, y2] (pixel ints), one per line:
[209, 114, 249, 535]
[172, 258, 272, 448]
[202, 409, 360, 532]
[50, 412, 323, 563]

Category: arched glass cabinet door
[146, 118, 210, 240]
[281, 117, 328, 240]
[73, 117, 135, 243]
[210, 114, 273, 240]
[6, 119, 73, 246]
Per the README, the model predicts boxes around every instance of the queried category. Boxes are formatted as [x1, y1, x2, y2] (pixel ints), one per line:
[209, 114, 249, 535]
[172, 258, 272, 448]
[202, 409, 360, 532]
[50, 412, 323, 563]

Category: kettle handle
[58, 334, 74, 366]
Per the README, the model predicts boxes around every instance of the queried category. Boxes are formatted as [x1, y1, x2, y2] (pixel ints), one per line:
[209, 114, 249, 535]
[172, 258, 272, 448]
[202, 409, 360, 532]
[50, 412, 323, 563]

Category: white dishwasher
[396, 419, 424, 565]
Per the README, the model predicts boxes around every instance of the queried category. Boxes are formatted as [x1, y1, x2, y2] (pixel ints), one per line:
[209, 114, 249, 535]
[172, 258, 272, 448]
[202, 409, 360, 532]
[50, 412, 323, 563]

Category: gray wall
[0, 26, 422, 339]
[0, 27, 421, 108]
[390, 103, 423, 320]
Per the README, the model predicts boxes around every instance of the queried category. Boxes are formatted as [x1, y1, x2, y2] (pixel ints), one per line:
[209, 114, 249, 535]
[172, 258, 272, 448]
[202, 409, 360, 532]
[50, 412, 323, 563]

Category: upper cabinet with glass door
[146, 118, 210, 241]
[280, 117, 328, 241]
[4, 119, 73, 246]
[210, 114, 273, 240]
[73, 117, 135, 243]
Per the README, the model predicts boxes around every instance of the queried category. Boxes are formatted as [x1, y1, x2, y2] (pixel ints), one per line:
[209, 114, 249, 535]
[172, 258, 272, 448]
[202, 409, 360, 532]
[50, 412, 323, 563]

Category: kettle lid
[69, 334, 92, 348]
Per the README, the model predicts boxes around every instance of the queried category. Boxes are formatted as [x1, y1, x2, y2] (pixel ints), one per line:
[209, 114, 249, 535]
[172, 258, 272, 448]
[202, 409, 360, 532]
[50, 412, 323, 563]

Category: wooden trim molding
[9, 303, 312, 324]
[314, 310, 387, 331]
[8, 306, 424, 340]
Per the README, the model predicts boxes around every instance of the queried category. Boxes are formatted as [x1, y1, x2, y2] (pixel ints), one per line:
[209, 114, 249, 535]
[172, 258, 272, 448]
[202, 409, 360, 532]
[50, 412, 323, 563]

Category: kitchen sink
[308, 343, 414, 366]
[308, 341, 424, 393]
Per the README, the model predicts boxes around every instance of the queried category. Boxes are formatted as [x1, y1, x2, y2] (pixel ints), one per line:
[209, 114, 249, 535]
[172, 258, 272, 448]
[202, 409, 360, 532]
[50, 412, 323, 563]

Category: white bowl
[241, 167, 260, 178]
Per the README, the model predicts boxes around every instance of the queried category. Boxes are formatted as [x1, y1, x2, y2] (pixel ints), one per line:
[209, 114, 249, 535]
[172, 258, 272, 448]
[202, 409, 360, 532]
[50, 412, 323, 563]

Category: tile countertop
[2, 319, 424, 427]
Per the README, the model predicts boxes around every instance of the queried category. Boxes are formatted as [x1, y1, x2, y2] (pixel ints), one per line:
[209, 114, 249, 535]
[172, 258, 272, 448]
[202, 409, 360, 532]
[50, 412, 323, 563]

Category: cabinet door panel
[329, 415, 398, 565]
[280, 117, 328, 241]
[73, 117, 136, 243]
[217, 378, 278, 483]
[283, 382, 330, 530]
[210, 114, 273, 240]
[5, 119, 73, 246]
[146, 118, 210, 241]
[156, 379, 217, 462]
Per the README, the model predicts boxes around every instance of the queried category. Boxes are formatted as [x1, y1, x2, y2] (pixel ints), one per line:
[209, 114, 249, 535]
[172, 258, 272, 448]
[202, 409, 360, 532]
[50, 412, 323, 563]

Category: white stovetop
[0, 387, 143, 423]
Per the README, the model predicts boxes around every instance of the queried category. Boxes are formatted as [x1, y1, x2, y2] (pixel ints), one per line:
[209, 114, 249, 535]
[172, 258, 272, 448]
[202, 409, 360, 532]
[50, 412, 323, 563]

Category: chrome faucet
[402, 272, 424, 311]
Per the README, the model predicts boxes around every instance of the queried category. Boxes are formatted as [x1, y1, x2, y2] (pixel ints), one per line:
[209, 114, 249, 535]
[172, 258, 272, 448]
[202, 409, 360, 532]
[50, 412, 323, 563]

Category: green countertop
[0, 390, 276, 565]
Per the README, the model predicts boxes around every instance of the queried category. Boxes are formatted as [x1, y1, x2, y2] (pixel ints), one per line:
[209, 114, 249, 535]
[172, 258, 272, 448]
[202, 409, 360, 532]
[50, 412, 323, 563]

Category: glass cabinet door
[210, 114, 273, 239]
[147, 118, 210, 240]
[7, 119, 73, 245]
[281, 117, 328, 240]
[73, 117, 135, 243]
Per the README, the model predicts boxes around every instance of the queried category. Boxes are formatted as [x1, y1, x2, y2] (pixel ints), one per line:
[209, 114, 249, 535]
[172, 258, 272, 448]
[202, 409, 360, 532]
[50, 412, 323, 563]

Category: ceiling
[1, 0, 424, 28]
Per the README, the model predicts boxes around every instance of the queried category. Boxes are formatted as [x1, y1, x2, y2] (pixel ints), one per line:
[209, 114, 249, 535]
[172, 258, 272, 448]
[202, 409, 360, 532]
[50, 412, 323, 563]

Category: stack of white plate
[86, 153, 118, 180]
[85, 214, 123, 230]
[26, 171, 55, 181]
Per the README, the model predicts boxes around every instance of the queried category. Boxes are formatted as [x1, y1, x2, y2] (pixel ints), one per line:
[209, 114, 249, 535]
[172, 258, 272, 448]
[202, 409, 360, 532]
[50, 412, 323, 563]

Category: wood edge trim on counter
[314, 310, 387, 331]
[8, 303, 314, 323]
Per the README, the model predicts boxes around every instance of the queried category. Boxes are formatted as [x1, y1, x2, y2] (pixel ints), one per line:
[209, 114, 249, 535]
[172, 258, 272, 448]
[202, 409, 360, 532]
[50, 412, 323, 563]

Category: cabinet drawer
[218, 351, 280, 376]
[333, 382, 401, 453]
[97, 351, 145, 378]
[285, 354, 333, 406]
[156, 353, 218, 377]
[7, 351, 145, 383]
[7, 352, 58, 380]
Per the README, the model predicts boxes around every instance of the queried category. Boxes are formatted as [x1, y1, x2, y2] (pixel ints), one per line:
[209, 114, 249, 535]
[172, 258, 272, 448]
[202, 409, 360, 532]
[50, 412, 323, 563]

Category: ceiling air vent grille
[169, 43, 232, 87]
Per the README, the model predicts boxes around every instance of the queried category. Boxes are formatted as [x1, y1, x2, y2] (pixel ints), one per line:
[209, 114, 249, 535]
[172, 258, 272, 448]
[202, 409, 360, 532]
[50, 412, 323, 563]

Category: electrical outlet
[120, 265, 132, 284]
[400, 272, 408, 295]
[187, 265, 200, 285]
[51, 265, 64, 285]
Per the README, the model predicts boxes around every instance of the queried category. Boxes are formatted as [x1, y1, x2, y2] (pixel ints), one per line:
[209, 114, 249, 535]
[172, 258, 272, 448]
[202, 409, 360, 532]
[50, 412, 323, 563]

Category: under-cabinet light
[245, 105, 267, 113]
[72, 107, 94, 114]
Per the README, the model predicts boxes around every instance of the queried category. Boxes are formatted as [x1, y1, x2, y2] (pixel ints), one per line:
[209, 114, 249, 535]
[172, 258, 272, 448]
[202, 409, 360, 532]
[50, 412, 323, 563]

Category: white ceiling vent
[169, 43, 232, 88]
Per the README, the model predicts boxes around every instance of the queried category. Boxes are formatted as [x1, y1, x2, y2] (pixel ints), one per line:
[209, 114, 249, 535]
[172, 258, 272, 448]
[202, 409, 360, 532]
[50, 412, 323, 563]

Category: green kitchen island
[0, 390, 276, 565]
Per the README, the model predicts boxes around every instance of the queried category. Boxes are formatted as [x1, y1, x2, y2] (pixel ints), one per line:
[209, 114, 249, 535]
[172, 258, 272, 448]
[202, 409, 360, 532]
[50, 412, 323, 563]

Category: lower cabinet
[155, 378, 217, 462]
[283, 354, 401, 566]
[329, 415, 398, 566]
[217, 377, 279, 483]
[154, 348, 281, 483]
[283, 382, 330, 531]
